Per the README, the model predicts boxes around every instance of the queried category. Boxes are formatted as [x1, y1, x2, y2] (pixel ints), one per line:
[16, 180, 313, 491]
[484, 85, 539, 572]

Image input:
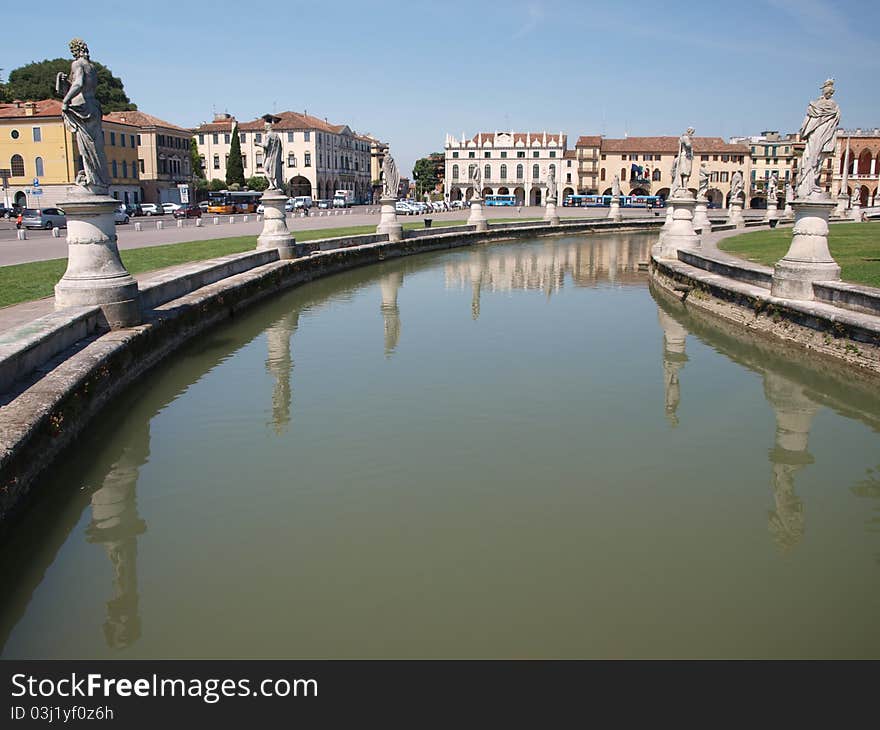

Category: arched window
[600, 168, 606, 181]
[500, 164, 507, 180]
[287, 153, 296, 167]
[532, 164, 539, 179]
[516, 164, 523, 180]
[620, 167, 626, 180]
[112, 160, 118, 178]
[10, 154, 24, 177]
[652, 168, 661, 181]
[452, 164, 459, 180]
[34, 157, 44, 177]
[484, 164, 491, 181]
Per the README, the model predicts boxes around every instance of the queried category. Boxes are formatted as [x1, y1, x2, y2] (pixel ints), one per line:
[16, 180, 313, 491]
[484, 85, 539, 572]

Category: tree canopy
[413, 154, 442, 197]
[4, 58, 136, 111]
[246, 176, 268, 192]
[190, 138, 204, 181]
[226, 125, 245, 187]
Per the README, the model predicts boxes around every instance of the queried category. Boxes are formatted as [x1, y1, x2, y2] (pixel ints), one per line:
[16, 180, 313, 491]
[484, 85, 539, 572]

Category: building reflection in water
[265, 311, 299, 434]
[85, 433, 148, 649]
[379, 271, 403, 355]
[657, 308, 688, 427]
[763, 372, 815, 551]
[444, 235, 651, 317]
[851, 464, 880, 563]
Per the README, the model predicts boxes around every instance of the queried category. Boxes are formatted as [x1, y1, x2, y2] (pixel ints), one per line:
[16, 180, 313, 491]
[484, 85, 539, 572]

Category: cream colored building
[444, 131, 568, 205]
[105, 110, 193, 204]
[195, 111, 373, 202]
[0, 99, 139, 208]
[731, 131, 801, 206]
[575, 135, 751, 208]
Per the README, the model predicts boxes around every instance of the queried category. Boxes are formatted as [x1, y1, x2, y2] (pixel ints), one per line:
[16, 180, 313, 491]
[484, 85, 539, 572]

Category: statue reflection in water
[85, 432, 147, 649]
[657, 307, 688, 427]
[763, 371, 816, 551]
[379, 270, 403, 355]
[264, 310, 299, 434]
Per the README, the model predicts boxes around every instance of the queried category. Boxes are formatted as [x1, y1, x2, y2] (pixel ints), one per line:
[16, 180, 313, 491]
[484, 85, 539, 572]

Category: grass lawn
[719, 221, 880, 289]
[0, 218, 538, 310]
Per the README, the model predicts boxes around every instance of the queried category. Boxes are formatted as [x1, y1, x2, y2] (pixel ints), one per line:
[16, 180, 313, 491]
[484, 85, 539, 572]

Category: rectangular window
[304, 131, 310, 141]
[242, 155, 247, 169]
[32, 127, 41, 142]
[255, 133, 262, 144]
[701, 155, 709, 161]
[240, 132, 245, 142]
[120, 134, 126, 147]
[304, 152, 311, 167]
[517, 151, 525, 158]
[533, 151, 539, 158]
[139, 158, 144, 173]
[720, 172, 729, 182]
[110, 132, 116, 146]
[469, 151, 475, 158]
[549, 151, 556, 158]
[452, 151, 459, 158]
[622, 155, 628, 161]
[132, 135, 137, 147]
[213, 133, 219, 144]
[287, 131, 294, 142]
[484, 151, 490, 158]
[199, 133, 204, 144]
[500, 151, 507, 158]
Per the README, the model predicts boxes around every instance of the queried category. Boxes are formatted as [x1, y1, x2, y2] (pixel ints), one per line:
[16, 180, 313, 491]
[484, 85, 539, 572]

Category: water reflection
[379, 271, 403, 356]
[85, 437, 147, 649]
[657, 308, 688, 427]
[444, 235, 651, 311]
[265, 311, 299, 434]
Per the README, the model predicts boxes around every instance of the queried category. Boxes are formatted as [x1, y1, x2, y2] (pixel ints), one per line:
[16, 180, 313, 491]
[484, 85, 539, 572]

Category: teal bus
[484, 194, 516, 206]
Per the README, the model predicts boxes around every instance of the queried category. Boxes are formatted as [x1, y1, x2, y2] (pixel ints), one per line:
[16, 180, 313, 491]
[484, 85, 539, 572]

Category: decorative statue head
[822, 79, 835, 99]
[686, 127, 695, 136]
[262, 114, 279, 132]
[69, 38, 89, 59]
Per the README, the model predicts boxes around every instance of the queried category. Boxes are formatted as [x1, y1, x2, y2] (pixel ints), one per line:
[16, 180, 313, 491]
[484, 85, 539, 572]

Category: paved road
[0, 205, 756, 268]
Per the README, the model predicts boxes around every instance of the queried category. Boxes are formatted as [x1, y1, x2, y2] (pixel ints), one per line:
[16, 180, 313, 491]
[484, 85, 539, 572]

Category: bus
[564, 194, 665, 208]
[207, 190, 262, 215]
[484, 194, 517, 206]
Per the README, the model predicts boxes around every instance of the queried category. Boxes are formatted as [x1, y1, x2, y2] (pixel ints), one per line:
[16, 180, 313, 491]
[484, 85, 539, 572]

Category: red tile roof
[471, 132, 567, 146]
[0, 99, 63, 119]
[600, 136, 748, 154]
[575, 135, 602, 148]
[238, 110, 348, 133]
[104, 110, 190, 134]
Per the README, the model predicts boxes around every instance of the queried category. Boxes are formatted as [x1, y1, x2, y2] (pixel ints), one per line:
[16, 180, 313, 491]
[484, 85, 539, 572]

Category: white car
[394, 201, 415, 215]
[451, 200, 466, 209]
[161, 202, 182, 214]
[140, 203, 161, 215]
[114, 205, 130, 224]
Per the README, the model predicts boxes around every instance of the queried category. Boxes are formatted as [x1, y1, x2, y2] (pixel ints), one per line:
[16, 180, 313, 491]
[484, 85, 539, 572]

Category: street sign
[178, 183, 190, 205]
[32, 189, 43, 196]
[33, 178, 40, 187]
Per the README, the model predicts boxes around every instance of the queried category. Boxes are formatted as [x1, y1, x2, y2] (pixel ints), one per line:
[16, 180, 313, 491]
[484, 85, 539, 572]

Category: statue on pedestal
[730, 170, 745, 204]
[55, 38, 109, 193]
[611, 174, 620, 198]
[546, 165, 557, 201]
[785, 182, 794, 206]
[382, 152, 400, 199]
[698, 163, 709, 200]
[767, 173, 778, 204]
[469, 163, 482, 198]
[676, 127, 695, 192]
[260, 115, 283, 191]
[669, 156, 681, 197]
[795, 79, 840, 200]
[851, 186, 861, 207]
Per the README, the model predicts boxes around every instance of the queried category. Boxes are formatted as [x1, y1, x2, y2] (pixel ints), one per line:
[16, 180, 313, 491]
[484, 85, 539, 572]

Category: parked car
[161, 202, 183, 215]
[22, 207, 67, 230]
[114, 205, 130, 224]
[173, 204, 202, 219]
[140, 203, 164, 216]
[123, 203, 141, 217]
[450, 200, 466, 209]
[284, 200, 294, 212]
[292, 196, 313, 209]
[198, 201, 210, 213]
[395, 201, 417, 215]
[316, 199, 332, 209]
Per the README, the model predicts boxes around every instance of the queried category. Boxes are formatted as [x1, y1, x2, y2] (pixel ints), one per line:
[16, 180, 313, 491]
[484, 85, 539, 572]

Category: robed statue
[851, 187, 861, 206]
[55, 38, 109, 193]
[730, 170, 745, 204]
[795, 79, 840, 200]
[785, 182, 794, 206]
[698, 163, 709, 200]
[669, 156, 680, 197]
[676, 127, 695, 193]
[381, 153, 400, 199]
[260, 115, 283, 191]
[546, 165, 557, 201]
[767, 173, 778, 203]
[470, 163, 481, 197]
[611, 174, 620, 198]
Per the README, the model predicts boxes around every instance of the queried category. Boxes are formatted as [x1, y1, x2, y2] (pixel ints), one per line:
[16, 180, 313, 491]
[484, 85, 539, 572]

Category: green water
[2, 232, 880, 659]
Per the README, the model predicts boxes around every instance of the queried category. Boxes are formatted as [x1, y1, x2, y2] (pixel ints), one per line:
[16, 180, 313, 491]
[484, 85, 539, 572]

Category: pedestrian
[517, 205, 522, 215]
[15, 212, 23, 229]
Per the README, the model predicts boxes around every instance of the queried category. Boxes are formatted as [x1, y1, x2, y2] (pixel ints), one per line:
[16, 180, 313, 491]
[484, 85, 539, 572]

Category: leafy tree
[190, 138, 204, 181]
[246, 175, 268, 192]
[6, 58, 136, 111]
[0, 68, 9, 103]
[226, 124, 245, 187]
[208, 178, 226, 191]
[413, 154, 441, 197]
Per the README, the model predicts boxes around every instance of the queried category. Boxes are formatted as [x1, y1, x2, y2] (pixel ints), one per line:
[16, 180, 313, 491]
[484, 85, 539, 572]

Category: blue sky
[4, 0, 878, 176]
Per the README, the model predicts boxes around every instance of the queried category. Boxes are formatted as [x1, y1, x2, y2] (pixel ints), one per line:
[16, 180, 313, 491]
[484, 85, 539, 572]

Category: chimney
[24, 101, 36, 116]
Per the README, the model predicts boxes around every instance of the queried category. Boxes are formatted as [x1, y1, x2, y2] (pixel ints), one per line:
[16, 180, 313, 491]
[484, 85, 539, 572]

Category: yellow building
[1, 99, 140, 208]
[731, 131, 802, 206]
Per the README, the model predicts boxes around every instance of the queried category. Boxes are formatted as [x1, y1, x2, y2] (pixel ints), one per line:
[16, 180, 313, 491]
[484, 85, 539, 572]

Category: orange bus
[207, 190, 261, 214]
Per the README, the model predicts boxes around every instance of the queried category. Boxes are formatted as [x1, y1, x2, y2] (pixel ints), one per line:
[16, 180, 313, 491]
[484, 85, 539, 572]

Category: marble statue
[470, 163, 481, 195]
[676, 127, 695, 192]
[767, 173, 778, 203]
[730, 170, 745, 203]
[260, 115, 283, 191]
[698, 163, 709, 200]
[669, 156, 680, 197]
[795, 79, 840, 200]
[547, 165, 557, 201]
[55, 38, 109, 193]
[785, 182, 794, 205]
[382, 153, 400, 199]
[611, 174, 620, 198]
[851, 186, 861, 206]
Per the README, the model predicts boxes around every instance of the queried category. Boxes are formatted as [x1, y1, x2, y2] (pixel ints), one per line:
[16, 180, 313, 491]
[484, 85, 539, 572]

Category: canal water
[2, 232, 880, 659]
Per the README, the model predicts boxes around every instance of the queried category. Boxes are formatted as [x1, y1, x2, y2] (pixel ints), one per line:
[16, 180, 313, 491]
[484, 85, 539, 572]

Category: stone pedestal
[727, 199, 745, 228]
[467, 196, 488, 231]
[834, 194, 848, 218]
[54, 192, 141, 328]
[765, 200, 779, 221]
[658, 193, 699, 259]
[544, 197, 560, 226]
[657, 201, 675, 243]
[782, 202, 794, 220]
[770, 199, 839, 300]
[256, 189, 296, 259]
[376, 196, 403, 241]
[608, 199, 622, 222]
[692, 198, 711, 232]
[851, 200, 862, 221]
